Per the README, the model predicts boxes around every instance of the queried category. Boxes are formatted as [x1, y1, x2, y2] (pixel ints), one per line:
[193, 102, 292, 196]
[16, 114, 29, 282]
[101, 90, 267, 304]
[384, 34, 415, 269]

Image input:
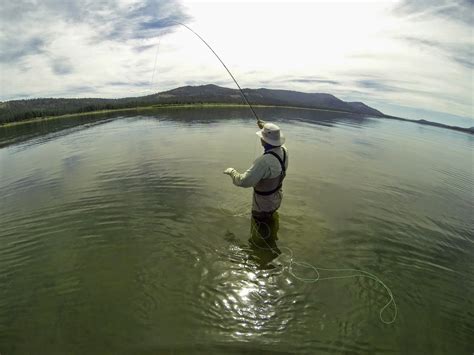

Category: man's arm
[224, 157, 267, 188]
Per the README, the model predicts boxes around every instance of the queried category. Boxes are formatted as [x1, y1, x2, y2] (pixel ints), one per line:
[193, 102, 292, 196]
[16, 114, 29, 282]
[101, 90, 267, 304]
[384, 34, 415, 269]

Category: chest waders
[254, 147, 287, 196]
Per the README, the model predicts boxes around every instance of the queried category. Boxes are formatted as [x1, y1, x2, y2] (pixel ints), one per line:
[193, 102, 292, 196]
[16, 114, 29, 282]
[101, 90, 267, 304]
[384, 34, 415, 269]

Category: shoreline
[0, 103, 472, 134]
[0, 103, 363, 128]
[379, 115, 473, 135]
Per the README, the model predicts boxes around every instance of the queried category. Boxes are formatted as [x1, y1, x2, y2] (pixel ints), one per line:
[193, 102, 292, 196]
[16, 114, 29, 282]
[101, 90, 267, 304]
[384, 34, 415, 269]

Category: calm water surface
[0, 108, 473, 354]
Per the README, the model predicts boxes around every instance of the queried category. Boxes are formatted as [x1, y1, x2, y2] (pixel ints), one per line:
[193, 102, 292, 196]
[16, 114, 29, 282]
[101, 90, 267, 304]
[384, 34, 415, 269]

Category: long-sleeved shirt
[228, 146, 289, 213]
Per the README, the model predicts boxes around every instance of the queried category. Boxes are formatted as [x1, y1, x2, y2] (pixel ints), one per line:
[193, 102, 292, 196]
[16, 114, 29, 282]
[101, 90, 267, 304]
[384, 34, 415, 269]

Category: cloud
[133, 44, 158, 53]
[394, 0, 473, 25]
[400, 36, 473, 69]
[288, 78, 341, 85]
[106, 81, 151, 88]
[350, 77, 434, 97]
[453, 54, 473, 69]
[356, 79, 399, 92]
[0, 0, 191, 101]
[51, 56, 74, 75]
[0, 37, 45, 63]
[0, 0, 189, 64]
[93, 0, 190, 41]
[256, 75, 341, 88]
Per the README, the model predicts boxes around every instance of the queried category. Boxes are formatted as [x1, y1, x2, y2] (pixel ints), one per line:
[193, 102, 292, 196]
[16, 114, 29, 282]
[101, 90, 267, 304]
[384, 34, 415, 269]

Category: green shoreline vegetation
[0, 103, 360, 128]
[1, 102, 472, 135]
[2, 85, 471, 133]
[0, 84, 385, 126]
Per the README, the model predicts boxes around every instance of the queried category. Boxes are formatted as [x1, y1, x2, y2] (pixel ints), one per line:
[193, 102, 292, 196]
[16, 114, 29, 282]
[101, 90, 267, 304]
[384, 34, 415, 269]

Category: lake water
[0, 107, 473, 354]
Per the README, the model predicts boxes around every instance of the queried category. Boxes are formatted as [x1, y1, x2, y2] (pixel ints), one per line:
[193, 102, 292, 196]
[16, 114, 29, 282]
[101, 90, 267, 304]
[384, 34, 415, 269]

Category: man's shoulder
[253, 154, 268, 165]
[268, 146, 288, 160]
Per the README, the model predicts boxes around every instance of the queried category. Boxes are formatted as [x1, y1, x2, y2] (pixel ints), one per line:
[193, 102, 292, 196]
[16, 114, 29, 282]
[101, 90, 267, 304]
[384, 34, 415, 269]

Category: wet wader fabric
[250, 211, 280, 242]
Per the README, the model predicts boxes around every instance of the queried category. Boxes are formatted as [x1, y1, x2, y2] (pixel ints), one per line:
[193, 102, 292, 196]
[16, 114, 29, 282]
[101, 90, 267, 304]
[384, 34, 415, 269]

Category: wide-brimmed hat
[256, 123, 285, 146]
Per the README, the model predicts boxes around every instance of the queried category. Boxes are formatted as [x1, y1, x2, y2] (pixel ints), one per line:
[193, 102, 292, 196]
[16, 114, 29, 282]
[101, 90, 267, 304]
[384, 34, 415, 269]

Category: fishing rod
[171, 21, 263, 125]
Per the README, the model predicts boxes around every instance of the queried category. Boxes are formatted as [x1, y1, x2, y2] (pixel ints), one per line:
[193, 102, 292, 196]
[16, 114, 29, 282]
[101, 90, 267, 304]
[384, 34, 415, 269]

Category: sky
[0, 0, 472, 126]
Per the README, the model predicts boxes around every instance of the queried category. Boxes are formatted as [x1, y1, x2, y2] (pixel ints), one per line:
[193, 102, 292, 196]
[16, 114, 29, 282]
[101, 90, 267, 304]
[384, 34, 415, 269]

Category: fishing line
[218, 198, 251, 218]
[247, 217, 398, 324]
[219, 202, 397, 324]
[245, 217, 398, 324]
[149, 37, 161, 93]
[171, 21, 262, 124]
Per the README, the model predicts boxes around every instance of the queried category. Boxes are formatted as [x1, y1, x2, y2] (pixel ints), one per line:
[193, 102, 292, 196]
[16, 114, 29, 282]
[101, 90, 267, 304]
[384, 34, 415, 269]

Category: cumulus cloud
[0, 0, 190, 101]
[0, 0, 189, 86]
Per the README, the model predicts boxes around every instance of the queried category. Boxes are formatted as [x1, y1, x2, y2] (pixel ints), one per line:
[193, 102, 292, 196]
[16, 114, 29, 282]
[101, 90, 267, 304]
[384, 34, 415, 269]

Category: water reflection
[211, 210, 291, 341]
[0, 114, 117, 148]
[0, 106, 380, 149]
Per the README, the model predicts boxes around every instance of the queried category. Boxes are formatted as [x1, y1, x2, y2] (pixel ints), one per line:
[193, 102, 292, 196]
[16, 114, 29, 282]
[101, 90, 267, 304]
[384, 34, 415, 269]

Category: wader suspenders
[254, 148, 287, 196]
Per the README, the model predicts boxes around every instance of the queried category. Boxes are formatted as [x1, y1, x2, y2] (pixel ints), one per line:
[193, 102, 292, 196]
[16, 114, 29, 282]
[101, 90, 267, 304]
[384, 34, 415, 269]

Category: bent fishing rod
[171, 21, 263, 126]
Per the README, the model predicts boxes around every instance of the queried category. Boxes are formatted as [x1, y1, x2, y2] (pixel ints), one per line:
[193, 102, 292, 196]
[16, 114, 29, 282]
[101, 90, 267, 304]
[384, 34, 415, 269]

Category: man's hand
[223, 168, 235, 176]
[257, 119, 265, 129]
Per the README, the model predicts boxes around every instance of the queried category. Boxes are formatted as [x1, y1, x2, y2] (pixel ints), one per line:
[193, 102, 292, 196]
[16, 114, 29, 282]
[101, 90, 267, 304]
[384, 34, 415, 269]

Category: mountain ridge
[0, 84, 384, 124]
[153, 84, 384, 116]
[1, 84, 472, 134]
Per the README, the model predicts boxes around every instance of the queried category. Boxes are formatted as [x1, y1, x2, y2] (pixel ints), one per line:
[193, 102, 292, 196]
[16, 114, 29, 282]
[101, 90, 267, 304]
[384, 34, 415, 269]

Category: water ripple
[0, 110, 472, 353]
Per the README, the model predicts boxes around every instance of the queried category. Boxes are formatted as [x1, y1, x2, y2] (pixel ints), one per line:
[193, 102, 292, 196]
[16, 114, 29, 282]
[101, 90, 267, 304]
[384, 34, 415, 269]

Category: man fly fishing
[172, 22, 288, 246]
[224, 119, 288, 245]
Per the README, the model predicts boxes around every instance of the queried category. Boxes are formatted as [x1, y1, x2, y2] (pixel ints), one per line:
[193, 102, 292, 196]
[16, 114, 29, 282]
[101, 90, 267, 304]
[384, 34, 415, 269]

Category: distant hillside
[0, 84, 383, 124]
[153, 85, 384, 116]
[381, 115, 474, 134]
